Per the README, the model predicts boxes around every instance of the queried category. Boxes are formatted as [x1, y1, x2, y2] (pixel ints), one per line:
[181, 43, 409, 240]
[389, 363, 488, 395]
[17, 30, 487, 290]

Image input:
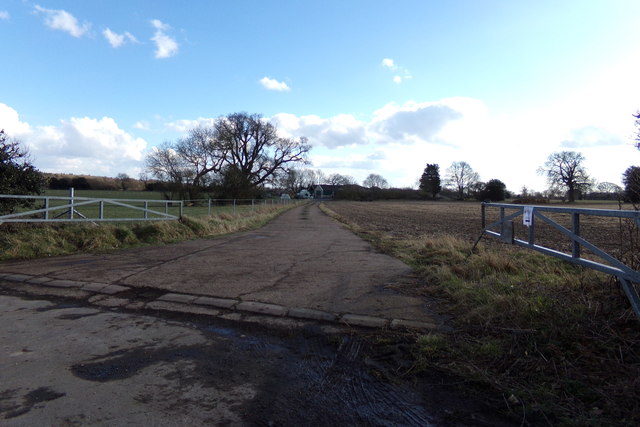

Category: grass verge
[321, 203, 640, 426]
[0, 204, 300, 260]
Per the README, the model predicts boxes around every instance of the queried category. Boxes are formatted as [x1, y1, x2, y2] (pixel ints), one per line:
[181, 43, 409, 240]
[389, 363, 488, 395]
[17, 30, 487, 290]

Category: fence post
[233, 199, 236, 214]
[44, 197, 49, 220]
[179, 201, 183, 218]
[69, 187, 74, 219]
[208, 199, 211, 216]
[144, 201, 148, 219]
[572, 212, 580, 258]
[481, 203, 486, 229]
[99, 200, 104, 219]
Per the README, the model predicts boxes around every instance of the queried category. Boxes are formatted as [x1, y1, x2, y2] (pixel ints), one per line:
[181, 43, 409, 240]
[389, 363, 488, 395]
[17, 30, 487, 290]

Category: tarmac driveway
[0, 203, 435, 323]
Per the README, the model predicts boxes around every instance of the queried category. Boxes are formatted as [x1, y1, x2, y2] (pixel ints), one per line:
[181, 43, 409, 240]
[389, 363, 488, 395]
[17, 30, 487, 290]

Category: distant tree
[596, 182, 622, 194]
[445, 161, 479, 200]
[71, 177, 91, 190]
[116, 173, 133, 190]
[327, 173, 356, 185]
[0, 129, 46, 214]
[363, 173, 389, 189]
[538, 151, 590, 202]
[277, 168, 307, 194]
[304, 169, 326, 186]
[623, 166, 640, 203]
[419, 163, 441, 199]
[478, 179, 507, 201]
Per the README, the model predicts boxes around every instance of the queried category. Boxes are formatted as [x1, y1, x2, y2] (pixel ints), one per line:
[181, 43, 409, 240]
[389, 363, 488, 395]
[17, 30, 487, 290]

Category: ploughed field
[326, 200, 634, 261]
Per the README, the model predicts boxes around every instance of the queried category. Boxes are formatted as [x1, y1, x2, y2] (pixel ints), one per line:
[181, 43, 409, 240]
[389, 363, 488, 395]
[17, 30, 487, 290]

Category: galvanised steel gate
[478, 203, 640, 318]
[0, 194, 182, 223]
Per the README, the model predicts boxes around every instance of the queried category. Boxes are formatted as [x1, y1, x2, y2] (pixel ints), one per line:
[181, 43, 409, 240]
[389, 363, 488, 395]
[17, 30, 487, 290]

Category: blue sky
[1, 0, 639, 192]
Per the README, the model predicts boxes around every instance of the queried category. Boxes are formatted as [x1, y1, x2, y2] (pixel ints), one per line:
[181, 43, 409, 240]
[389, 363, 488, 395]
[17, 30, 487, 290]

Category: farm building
[313, 185, 341, 199]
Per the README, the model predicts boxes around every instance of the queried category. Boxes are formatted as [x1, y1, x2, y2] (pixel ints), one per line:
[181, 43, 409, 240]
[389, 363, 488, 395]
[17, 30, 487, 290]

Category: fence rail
[0, 193, 300, 224]
[0, 194, 182, 223]
[478, 203, 640, 318]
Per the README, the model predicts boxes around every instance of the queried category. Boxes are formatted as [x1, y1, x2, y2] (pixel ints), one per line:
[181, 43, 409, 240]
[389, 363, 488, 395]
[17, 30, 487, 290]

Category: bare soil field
[327, 200, 637, 262]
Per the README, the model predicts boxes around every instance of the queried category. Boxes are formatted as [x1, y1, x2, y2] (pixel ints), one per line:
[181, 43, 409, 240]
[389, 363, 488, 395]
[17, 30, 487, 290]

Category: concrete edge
[0, 275, 440, 332]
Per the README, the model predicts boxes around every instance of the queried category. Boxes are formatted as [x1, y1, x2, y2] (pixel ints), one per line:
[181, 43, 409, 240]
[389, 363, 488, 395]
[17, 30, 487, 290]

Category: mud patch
[2, 387, 65, 419]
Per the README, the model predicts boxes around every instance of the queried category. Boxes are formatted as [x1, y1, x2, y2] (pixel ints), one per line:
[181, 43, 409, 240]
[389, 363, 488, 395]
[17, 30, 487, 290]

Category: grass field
[323, 200, 640, 426]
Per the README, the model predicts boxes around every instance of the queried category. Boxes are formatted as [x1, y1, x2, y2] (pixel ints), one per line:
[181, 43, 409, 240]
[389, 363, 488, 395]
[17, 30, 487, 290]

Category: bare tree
[176, 126, 227, 188]
[145, 141, 192, 185]
[277, 168, 307, 194]
[115, 173, 132, 190]
[215, 112, 310, 187]
[445, 161, 479, 200]
[596, 182, 622, 194]
[305, 169, 326, 186]
[327, 173, 356, 185]
[145, 112, 311, 197]
[538, 151, 590, 202]
[363, 173, 389, 188]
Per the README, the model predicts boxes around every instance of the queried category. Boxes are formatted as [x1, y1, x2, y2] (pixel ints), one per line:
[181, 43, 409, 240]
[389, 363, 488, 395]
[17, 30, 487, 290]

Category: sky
[1, 0, 639, 193]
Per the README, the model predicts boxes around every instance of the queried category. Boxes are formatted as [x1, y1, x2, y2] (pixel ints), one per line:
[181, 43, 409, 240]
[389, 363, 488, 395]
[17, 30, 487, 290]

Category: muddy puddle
[71, 320, 438, 425]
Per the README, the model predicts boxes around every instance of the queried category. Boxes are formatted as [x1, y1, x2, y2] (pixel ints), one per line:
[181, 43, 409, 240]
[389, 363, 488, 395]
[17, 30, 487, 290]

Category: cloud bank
[0, 103, 147, 177]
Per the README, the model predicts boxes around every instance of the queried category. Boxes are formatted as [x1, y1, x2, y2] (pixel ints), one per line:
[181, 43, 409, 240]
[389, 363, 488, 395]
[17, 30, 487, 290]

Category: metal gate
[0, 193, 182, 223]
[478, 203, 640, 318]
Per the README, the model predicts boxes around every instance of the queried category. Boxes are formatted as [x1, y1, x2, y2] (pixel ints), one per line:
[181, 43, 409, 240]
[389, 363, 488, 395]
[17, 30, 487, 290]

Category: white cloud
[271, 113, 368, 148]
[0, 103, 147, 177]
[0, 11, 9, 20]
[151, 19, 170, 31]
[150, 19, 178, 58]
[381, 57, 412, 84]
[103, 28, 138, 48]
[34, 5, 90, 38]
[382, 58, 395, 69]
[0, 103, 32, 136]
[133, 121, 151, 131]
[165, 117, 217, 133]
[260, 77, 291, 92]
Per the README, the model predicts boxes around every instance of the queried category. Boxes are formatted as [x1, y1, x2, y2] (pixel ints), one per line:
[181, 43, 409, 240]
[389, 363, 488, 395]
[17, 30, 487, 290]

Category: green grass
[321, 203, 640, 426]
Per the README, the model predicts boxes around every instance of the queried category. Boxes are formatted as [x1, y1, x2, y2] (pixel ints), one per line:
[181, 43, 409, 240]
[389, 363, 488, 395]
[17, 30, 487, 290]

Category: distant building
[313, 184, 341, 199]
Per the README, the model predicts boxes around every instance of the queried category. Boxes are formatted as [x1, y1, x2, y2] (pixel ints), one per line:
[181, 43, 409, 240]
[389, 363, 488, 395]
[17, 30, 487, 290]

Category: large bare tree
[538, 151, 590, 202]
[215, 112, 310, 187]
[145, 112, 310, 195]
